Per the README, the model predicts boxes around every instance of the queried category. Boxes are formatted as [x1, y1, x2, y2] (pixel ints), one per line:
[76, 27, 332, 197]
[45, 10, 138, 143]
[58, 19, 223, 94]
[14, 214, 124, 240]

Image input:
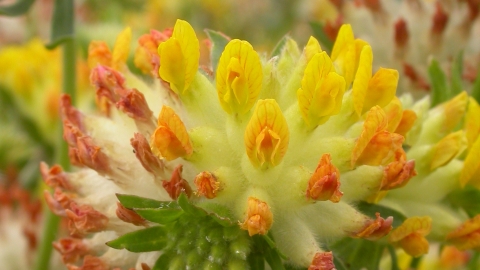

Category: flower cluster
[41, 19, 480, 269]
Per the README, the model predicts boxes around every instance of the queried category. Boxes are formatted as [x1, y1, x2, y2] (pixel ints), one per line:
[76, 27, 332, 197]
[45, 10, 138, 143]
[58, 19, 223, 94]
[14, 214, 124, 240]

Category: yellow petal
[389, 216, 432, 257]
[112, 27, 132, 70]
[363, 68, 399, 114]
[465, 97, 480, 148]
[460, 135, 480, 187]
[383, 97, 403, 132]
[331, 24, 354, 62]
[158, 19, 199, 94]
[87, 41, 112, 69]
[395, 109, 417, 137]
[352, 45, 373, 116]
[430, 131, 465, 171]
[150, 106, 192, 161]
[304, 36, 322, 63]
[351, 106, 388, 167]
[216, 39, 262, 114]
[297, 52, 345, 127]
[245, 99, 289, 168]
[444, 91, 468, 133]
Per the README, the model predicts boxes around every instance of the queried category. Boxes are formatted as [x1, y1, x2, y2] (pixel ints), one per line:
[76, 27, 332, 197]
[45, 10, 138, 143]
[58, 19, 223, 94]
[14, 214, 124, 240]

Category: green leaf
[107, 226, 167, 252]
[251, 235, 285, 270]
[309, 21, 334, 54]
[329, 238, 386, 270]
[46, 0, 74, 49]
[446, 185, 480, 218]
[0, 0, 34, 16]
[450, 51, 464, 98]
[471, 66, 480, 104]
[270, 35, 289, 58]
[205, 29, 230, 73]
[152, 251, 174, 270]
[116, 194, 179, 209]
[135, 208, 184, 224]
[428, 59, 448, 107]
[177, 193, 207, 217]
[357, 202, 407, 228]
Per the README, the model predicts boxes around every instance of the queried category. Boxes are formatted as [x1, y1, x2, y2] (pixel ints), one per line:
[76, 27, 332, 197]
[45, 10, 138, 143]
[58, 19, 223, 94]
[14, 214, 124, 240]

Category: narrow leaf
[0, 0, 34, 16]
[107, 226, 167, 252]
[116, 194, 179, 210]
[357, 201, 407, 227]
[205, 29, 230, 73]
[45, 0, 74, 49]
[450, 51, 464, 98]
[428, 59, 448, 107]
[387, 245, 401, 270]
[135, 208, 184, 224]
[248, 253, 265, 270]
[309, 21, 333, 54]
[177, 192, 207, 217]
[270, 35, 289, 58]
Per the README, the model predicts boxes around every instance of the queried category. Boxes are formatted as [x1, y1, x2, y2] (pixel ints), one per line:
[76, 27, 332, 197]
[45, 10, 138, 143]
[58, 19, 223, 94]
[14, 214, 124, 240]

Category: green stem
[34, 32, 76, 270]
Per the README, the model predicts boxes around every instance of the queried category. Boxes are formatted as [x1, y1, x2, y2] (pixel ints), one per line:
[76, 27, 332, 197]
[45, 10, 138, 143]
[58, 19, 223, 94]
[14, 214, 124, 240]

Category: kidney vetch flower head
[42, 20, 420, 269]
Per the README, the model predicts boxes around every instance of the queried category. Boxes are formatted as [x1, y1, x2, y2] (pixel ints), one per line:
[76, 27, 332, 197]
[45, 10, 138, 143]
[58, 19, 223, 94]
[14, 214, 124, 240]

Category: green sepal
[271, 35, 290, 58]
[205, 29, 230, 74]
[309, 21, 334, 54]
[450, 51, 464, 98]
[428, 59, 448, 107]
[116, 194, 179, 209]
[45, 0, 74, 49]
[0, 0, 34, 16]
[357, 201, 407, 227]
[177, 192, 207, 217]
[328, 238, 386, 270]
[446, 185, 480, 218]
[198, 202, 236, 227]
[135, 208, 185, 224]
[106, 226, 167, 252]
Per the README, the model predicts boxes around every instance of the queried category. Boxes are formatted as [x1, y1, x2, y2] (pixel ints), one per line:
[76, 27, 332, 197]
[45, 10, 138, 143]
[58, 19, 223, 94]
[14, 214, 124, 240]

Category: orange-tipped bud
[161, 165, 192, 200]
[446, 214, 480, 250]
[90, 65, 126, 104]
[389, 216, 432, 257]
[53, 238, 89, 264]
[194, 171, 220, 199]
[354, 212, 393, 240]
[131, 133, 164, 175]
[306, 154, 343, 202]
[381, 151, 416, 190]
[116, 202, 147, 226]
[116, 88, 154, 122]
[40, 162, 73, 190]
[309, 252, 335, 270]
[66, 202, 109, 237]
[240, 197, 273, 236]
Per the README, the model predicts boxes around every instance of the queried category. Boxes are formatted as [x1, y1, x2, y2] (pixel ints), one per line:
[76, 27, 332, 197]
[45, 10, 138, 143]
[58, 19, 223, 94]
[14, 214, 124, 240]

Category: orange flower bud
[306, 154, 343, 202]
[240, 197, 273, 236]
[308, 252, 335, 270]
[194, 171, 220, 199]
[354, 212, 393, 240]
